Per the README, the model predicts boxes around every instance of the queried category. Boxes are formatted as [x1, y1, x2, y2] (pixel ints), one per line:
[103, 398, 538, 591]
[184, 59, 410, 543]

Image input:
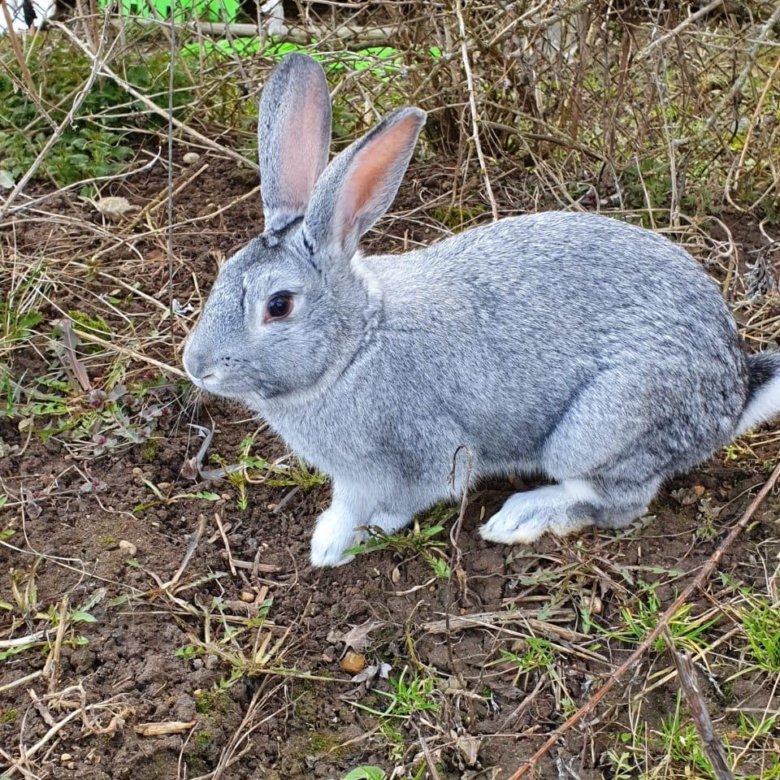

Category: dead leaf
[327, 620, 384, 653]
[350, 664, 378, 685]
[94, 196, 136, 219]
[350, 661, 391, 686]
[53, 318, 91, 392]
[670, 487, 699, 506]
[455, 734, 481, 766]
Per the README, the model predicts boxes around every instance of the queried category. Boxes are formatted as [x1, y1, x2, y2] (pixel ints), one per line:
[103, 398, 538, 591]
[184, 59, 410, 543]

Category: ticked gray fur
[183, 54, 780, 566]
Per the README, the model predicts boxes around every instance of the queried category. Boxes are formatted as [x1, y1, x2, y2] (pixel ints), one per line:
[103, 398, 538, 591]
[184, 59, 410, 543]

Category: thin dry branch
[663, 630, 735, 780]
[454, 0, 498, 221]
[507, 460, 780, 780]
[700, 3, 780, 140]
[51, 21, 256, 169]
[638, 0, 724, 59]
[112, 17, 393, 44]
[0, 16, 114, 218]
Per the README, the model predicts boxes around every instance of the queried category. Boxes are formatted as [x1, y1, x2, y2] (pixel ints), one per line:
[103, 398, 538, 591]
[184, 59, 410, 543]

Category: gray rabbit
[183, 53, 780, 567]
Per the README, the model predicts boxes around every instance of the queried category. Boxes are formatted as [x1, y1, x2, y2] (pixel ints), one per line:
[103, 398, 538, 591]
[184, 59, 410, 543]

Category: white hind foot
[479, 480, 599, 545]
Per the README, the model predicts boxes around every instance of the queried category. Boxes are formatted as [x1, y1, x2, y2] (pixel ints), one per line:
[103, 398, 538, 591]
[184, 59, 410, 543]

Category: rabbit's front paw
[309, 508, 361, 568]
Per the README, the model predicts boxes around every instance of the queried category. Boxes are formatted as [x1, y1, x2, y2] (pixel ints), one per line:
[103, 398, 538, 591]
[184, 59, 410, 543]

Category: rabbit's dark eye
[265, 292, 293, 322]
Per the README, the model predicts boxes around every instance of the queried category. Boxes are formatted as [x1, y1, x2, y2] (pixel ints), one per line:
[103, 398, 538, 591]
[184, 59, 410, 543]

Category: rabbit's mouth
[183, 347, 281, 401]
[183, 364, 247, 399]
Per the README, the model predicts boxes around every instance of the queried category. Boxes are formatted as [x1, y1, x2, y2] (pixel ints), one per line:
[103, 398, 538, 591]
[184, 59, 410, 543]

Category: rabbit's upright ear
[304, 107, 426, 261]
[259, 54, 332, 233]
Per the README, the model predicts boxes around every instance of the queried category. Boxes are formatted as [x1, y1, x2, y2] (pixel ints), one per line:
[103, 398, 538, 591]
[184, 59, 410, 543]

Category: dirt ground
[1, 151, 779, 780]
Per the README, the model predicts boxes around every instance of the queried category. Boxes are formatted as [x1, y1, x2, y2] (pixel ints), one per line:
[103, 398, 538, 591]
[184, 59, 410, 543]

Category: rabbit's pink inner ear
[338, 113, 421, 243]
[279, 84, 330, 212]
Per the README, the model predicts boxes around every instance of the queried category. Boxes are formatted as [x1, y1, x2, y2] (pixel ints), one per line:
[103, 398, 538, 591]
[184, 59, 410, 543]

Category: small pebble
[118, 540, 137, 556]
[340, 651, 366, 674]
[239, 591, 254, 603]
[182, 152, 201, 165]
[60, 754, 73, 763]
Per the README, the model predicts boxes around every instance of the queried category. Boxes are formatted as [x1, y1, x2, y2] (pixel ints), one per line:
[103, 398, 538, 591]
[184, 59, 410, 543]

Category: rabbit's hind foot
[479, 479, 599, 545]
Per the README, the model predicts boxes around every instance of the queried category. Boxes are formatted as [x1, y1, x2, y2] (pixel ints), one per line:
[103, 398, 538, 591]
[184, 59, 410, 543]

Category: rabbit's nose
[182, 345, 217, 384]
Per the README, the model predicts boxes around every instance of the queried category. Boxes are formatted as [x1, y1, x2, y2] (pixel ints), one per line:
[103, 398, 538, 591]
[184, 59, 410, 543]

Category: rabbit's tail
[735, 352, 780, 436]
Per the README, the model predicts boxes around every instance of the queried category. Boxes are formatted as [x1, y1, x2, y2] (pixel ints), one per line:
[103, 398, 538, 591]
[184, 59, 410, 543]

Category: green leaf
[342, 769, 387, 780]
[192, 491, 220, 501]
[71, 611, 97, 623]
[0, 644, 36, 661]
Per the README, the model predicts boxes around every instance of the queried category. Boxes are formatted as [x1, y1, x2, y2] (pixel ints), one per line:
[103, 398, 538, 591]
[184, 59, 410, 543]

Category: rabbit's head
[183, 54, 425, 406]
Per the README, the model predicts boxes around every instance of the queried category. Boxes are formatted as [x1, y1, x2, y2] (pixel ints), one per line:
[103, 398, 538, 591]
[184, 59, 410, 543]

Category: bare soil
[1, 151, 779, 779]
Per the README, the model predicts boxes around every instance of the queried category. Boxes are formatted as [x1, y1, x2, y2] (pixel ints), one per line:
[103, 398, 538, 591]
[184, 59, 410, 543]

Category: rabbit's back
[368, 212, 735, 349]
[355, 212, 747, 473]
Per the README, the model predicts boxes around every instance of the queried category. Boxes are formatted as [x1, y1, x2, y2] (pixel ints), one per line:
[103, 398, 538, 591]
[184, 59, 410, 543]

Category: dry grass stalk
[0, 16, 113, 217]
[453, 0, 498, 221]
[164, 513, 209, 589]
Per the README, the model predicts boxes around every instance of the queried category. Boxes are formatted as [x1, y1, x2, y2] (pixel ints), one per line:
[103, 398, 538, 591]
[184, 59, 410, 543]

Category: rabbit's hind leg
[486, 367, 680, 544]
[479, 479, 600, 544]
[478, 475, 659, 545]
[570, 474, 661, 531]
[573, 474, 662, 528]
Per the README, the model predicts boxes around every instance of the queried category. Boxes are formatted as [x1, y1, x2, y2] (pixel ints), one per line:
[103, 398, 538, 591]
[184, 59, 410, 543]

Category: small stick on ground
[506, 460, 780, 780]
[165, 513, 208, 590]
[215, 512, 237, 577]
[43, 598, 68, 693]
[417, 727, 442, 780]
[0, 671, 43, 696]
[272, 486, 300, 514]
[2, 708, 83, 778]
[28, 690, 56, 728]
[663, 629, 735, 780]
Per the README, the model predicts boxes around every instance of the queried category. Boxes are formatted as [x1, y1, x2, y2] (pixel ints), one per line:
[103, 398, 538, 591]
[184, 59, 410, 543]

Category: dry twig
[663, 629, 735, 780]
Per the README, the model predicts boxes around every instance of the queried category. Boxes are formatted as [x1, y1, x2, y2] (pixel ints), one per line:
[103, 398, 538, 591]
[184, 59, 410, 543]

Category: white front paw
[309, 508, 361, 568]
